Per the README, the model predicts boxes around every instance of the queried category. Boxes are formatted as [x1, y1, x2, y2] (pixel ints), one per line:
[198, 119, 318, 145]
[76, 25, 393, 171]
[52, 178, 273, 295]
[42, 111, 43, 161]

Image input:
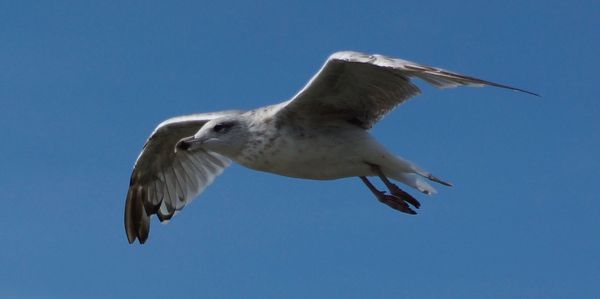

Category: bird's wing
[277, 51, 537, 129]
[125, 110, 242, 244]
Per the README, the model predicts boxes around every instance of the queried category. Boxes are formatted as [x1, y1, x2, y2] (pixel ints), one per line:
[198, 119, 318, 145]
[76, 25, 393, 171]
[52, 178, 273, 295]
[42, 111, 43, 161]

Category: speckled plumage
[124, 51, 536, 244]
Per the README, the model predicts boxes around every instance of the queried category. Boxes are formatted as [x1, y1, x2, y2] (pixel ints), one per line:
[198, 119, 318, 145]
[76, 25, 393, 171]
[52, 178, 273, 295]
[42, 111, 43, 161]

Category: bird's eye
[213, 122, 234, 133]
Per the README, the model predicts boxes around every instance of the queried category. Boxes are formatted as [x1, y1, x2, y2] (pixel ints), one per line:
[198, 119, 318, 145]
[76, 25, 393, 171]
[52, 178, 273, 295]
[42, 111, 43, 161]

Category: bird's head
[175, 115, 248, 158]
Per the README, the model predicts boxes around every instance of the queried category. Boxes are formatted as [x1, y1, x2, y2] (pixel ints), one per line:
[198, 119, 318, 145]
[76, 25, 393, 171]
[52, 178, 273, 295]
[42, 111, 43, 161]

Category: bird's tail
[383, 155, 452, 195]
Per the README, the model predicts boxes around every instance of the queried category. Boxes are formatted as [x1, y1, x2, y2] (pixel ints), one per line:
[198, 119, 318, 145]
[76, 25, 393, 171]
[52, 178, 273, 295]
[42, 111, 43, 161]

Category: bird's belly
[263, 155, 370, 180]
[235, 131, 374, 180]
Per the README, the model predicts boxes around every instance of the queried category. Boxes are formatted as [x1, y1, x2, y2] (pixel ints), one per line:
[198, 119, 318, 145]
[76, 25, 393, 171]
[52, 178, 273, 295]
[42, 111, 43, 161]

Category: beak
[175, 136, 202, 153]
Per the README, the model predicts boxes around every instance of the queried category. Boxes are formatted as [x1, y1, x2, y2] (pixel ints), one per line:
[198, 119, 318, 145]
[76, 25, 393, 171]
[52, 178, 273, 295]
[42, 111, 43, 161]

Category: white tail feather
[377, 155, 450, 194]
[389, 172, 437, 195]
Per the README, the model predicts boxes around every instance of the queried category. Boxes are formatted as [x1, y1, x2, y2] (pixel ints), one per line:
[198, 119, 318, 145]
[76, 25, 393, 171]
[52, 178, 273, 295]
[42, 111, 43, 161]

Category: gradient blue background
[1, 1, 598, 298]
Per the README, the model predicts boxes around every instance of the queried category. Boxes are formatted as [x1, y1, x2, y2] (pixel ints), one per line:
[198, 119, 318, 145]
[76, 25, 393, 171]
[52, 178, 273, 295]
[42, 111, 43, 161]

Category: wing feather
[124, 110, 242, 244]
[277, 51, 537, 129]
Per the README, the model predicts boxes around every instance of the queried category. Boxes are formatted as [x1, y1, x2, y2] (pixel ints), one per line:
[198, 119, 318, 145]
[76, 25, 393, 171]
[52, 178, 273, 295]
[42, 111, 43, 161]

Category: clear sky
[1, 1, 598, 298]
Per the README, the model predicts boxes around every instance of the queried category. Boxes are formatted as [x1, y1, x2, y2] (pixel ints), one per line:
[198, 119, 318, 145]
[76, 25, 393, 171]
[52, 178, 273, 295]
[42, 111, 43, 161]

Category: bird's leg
[359, 176, 416, 215]
[370, 165, 422, 209]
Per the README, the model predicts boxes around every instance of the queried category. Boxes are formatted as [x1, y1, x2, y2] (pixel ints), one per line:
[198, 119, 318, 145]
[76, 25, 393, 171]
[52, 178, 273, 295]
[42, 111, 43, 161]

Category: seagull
[124, 51, 537, 244]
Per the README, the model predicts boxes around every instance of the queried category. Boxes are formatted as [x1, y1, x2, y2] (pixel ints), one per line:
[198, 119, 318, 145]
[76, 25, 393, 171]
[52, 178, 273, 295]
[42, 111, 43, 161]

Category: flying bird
[124, 51, 537, 244]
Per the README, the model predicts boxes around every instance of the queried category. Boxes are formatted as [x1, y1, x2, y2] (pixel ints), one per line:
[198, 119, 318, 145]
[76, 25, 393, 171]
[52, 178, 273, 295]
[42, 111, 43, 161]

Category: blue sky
[1, 0, 599, 298]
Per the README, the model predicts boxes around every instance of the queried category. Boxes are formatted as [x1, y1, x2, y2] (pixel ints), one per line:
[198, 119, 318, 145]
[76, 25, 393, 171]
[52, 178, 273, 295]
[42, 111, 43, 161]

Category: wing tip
[124, 187, 150, 245]
[510, 87, 540, 97]
[329, 50, 541, 98]
[486, 81, 540, 97]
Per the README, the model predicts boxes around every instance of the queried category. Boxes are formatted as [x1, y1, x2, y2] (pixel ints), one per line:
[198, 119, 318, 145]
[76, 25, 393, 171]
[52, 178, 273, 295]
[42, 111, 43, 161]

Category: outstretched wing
[277, 51, 537, 129]
[125, 111, 242, 244]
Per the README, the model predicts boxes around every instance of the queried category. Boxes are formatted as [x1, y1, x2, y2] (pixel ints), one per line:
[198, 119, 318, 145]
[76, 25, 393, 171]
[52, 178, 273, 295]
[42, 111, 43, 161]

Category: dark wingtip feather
[411, 64, 541, 97]
[157, 211, 174, 222]
[124, 188, 136, 243]
[137, 220, 149, 244]
[156, 201, 175, 222]
[488, 81, 540, 97]
[124, 186, 150, 245]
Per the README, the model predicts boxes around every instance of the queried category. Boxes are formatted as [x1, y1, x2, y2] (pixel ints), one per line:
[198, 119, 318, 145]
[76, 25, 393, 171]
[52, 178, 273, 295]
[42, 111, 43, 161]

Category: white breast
[235, 122, 377, 180]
